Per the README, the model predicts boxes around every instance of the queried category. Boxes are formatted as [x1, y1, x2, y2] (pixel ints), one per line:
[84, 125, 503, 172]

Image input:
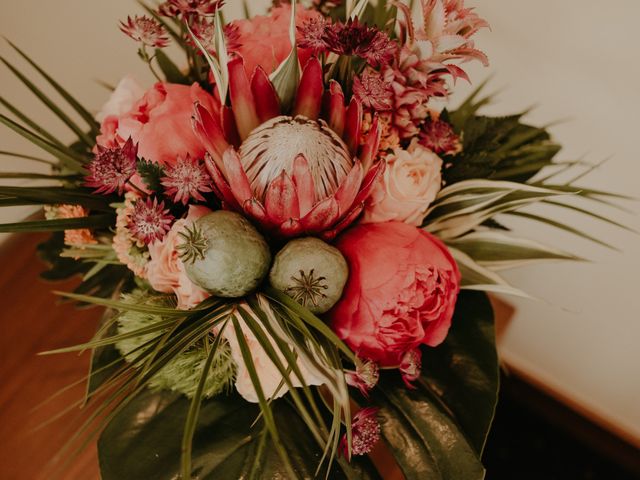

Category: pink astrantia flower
[300, 17, 397, 67]
[161, 154, 212, 205]
[128, 197, 174, 245]
[419, 115, 461, 156]
[399, 348, 422, 388]
[113, 192, 150, 278]
[85, 137, 138, 196]
[340, 408, 381, 460]
[345, 359, 380, 397]
[158, 0, 224, 18]
[119, 15, 169, 48]
[352, 68, 393, 111]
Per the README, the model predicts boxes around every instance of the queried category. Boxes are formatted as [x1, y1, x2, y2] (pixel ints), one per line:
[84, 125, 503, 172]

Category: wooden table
[0, 233, 100, 479]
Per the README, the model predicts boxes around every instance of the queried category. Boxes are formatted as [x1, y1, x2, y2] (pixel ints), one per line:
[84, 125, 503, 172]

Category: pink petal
[228, 57, 260, 140]
[192, 102, 229, 168]
[300, 197, 339, 233]
[320, 203, 364, 241]
[222, 148, 253, 205]
[243, 198, 270, 226]
[293, 57, 324, 120]
[291, 155, 315, 216]
[222, 106, 241, 148]
[279, 218, 304, 236]
[322, 81, 346, 137]
[251, 66, 281, 122]
[334, 161, 363, 215]
[344, 98, 362, 156]
[359, 115, 381, 172]
[353, 161, 385, 206]
[264, 171, 300, 224]
[204, 153, 239, 208]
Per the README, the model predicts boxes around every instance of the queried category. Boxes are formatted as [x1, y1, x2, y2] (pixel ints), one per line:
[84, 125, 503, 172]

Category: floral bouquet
[0, 0, 628, 478]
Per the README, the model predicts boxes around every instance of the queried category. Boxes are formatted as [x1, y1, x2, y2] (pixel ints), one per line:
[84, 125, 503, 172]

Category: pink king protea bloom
[192, 56, 384, 240]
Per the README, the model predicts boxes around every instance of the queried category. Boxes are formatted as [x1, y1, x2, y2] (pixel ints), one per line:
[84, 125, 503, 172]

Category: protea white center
[239, 115, 353, 201]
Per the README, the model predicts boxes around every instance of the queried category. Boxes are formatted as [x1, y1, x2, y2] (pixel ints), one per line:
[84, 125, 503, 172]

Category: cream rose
[146, 205, 212, 310]
[363, 140, 443, 226]
[95, 75, 144, 123]
[220, 299, 327, 403]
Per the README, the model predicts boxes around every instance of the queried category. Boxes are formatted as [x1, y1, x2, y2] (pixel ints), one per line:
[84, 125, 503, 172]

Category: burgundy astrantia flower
[399, 348, 422, 388]
[340, 408, 381, 460]
[419, 116, 462, 156]
[119, 15, 169, 48]
[299, 17, 397, 67]
[86, 138, 138, 195]
[345, 359, 380, 397]
[186, 18, 242, 53]
[127, 197, 174, 245]
[352, 68, 393, 111]
[161, 154, 212, 205]
[158, 0, 224, 18]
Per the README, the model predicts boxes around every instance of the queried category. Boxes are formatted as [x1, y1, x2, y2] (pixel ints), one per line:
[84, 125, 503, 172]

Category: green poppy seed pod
[179, 211, 271, 298]
[269, 237, 348, 314]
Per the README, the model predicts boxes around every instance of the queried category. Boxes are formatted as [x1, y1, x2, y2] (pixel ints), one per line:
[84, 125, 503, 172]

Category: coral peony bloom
[363, 140, 442, 226]
[228, 5, 321, 75]
[97, 82, 218, 166]
[96, 75, 145, 123]
[329, 222, 460, 366]
[146, 205, 212, 309]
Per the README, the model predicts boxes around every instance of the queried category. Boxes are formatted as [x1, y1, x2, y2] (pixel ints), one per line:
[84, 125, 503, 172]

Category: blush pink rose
[96, 82, 218, 166]
[329, 222, 461, 366]
[95, 75, 145, 123]
[146, 205, 212, 309]
[363, 140, 443, 226]
[229, 5, 321, 75]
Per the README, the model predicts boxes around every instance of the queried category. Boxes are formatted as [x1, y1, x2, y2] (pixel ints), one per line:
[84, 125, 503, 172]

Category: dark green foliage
[444, 112, 561, 185]
[137, 159, 166, 193]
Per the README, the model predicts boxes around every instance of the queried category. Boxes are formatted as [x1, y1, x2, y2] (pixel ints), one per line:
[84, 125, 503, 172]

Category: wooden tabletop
[0, 233, 101, 479]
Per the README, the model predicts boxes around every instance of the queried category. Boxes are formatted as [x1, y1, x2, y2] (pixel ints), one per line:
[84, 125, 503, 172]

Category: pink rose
[329, 222, 460, 366]
[95, 75, 144, 123]
[146, 205, 212, 309]
[363, 140, 442, 226]
[229, 5, 321, 75]
[97, 82, 219, 166]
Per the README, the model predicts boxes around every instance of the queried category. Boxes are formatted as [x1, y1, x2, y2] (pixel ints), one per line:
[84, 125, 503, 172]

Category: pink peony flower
[329, 222, 460, 367]
[228, 5, 321, 75]
[97, 82, 219, 167]
[96, 75, 145, 123]
[146, 205, 212, 309]
[363, 140, 442, 226]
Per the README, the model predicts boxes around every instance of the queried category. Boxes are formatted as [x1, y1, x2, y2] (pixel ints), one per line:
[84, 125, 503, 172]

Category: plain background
[1, 0, 639, 444]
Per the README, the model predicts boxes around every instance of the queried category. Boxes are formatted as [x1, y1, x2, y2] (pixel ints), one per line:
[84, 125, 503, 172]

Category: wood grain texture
[0, 233, 100, 480]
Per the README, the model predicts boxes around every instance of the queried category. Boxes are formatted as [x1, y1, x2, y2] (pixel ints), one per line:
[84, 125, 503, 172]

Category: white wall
[1, 0, 639, 442]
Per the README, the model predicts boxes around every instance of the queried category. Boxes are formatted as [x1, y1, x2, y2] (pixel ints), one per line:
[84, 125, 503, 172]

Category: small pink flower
[399, 348, 422, 388]
[85, 137, 138, 196]
[297, 17, 329, 55]
[44, 205, 97, 250]
[352, 68, 393, 111]
[161, 154, 212, 205]
[345, 359, 380, 397]
[419, 115, 461, 156]
[329, 19, 397, 67]
[128, 197, 174, 245]
[119, 15, 169, 48]
[340, 408, 381, 460]
[158, 0, 224, 18]
[113, 192, 150, 278]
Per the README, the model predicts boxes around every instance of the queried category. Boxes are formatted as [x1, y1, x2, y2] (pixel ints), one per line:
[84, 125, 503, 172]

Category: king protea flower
[192, 56, 384, 240]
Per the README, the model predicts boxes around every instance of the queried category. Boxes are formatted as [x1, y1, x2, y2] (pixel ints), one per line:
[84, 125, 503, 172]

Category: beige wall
[1, 1, 639, 441]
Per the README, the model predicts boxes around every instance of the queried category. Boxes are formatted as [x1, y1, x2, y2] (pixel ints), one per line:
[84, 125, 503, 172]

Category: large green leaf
[372, 291, 497, 480]
[97, 292, 497, 479]
[98, 388, 380, 480]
